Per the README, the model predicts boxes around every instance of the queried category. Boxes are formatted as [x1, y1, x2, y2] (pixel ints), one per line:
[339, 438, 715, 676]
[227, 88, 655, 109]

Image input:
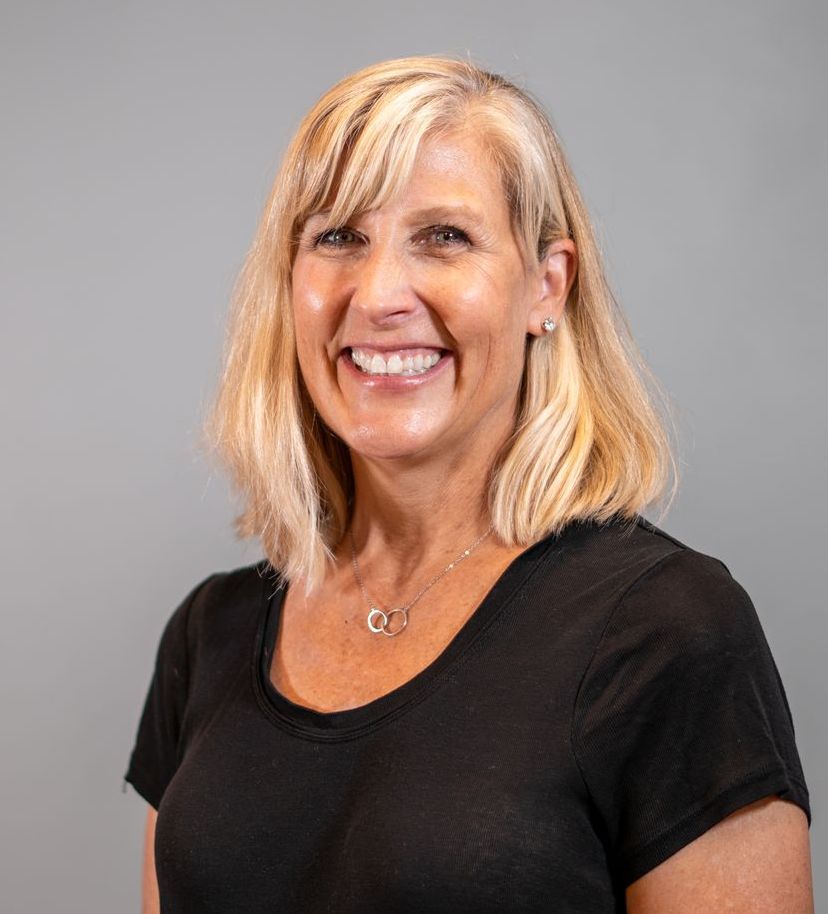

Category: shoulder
[552, 515, 771, 681]
[184, 558, 277, 623]
[159, 558, 280, 667]
[572, 517, 782, 725]
[571, 514, 756, 635]
[611, 535, 760, 655]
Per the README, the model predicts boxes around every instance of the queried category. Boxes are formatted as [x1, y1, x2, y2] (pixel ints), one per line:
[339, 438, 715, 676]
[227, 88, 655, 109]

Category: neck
[339, 434, 509, 593]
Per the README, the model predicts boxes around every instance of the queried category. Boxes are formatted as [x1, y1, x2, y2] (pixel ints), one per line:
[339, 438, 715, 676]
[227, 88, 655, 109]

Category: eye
[314, 227, 360, 248]
[427, 225, 470, 247]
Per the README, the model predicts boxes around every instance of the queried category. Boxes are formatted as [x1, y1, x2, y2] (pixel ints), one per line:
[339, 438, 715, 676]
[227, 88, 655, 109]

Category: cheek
[423, 269, 498, 346]
[292, 295, 323, 355]
[291, 270, 342, 352]
[295, 282, 332, 319]
[445, 273, 531, 362]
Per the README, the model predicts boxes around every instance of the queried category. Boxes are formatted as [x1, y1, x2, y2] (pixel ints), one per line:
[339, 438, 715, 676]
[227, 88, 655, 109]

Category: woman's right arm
[142, 806, 160, 914]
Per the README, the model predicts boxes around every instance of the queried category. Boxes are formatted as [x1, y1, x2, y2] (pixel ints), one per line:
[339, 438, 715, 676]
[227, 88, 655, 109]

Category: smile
[349, 347, 445, 376]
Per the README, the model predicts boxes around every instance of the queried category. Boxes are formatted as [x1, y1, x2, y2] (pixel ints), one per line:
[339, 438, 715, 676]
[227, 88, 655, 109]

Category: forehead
[404, 131, 503, 199]
[312, 130, 509, 226]
[411, 130, 499, 181]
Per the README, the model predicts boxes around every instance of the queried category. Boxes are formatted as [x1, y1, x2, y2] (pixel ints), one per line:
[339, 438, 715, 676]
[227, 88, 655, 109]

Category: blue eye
[315, 227, 358, 247]
[429, 225, 470, 246]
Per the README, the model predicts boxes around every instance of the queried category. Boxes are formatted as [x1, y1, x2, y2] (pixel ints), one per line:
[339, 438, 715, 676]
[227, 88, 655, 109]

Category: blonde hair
[206, 55, 679, 590]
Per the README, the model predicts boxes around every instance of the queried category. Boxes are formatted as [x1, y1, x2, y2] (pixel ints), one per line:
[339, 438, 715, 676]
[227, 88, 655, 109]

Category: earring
[541, 317, 556, 333]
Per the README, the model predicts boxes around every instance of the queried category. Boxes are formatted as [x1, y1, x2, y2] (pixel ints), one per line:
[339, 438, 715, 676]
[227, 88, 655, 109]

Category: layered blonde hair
[207, 55, 679, 590]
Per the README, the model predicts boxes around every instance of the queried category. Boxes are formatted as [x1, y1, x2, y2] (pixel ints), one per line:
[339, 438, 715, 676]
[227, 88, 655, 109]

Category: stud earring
[541, 317, 556, 333]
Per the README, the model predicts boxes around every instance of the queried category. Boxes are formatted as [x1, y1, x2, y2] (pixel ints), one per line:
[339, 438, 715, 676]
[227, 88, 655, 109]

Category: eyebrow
[302, 204, 487, 229]
[404, 205, 487, 227]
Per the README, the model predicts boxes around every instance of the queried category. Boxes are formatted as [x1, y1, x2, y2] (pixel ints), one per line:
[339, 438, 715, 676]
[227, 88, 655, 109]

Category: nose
[349, 239, 418, 326]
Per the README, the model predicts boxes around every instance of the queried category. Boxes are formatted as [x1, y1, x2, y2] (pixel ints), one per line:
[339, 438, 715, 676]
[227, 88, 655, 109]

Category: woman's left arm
[626, 796, 813, 913]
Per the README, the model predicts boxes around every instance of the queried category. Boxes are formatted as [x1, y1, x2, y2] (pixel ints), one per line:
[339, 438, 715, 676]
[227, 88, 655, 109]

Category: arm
[626, 796, 813, 913]
[142, 806, 160, 914]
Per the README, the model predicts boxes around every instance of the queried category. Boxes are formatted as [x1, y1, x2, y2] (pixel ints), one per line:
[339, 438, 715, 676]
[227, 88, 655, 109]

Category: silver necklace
[349, 525, 494, 636]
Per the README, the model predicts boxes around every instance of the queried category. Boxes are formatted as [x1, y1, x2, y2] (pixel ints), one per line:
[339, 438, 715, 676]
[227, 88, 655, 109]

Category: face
[291, 130, 563, 466]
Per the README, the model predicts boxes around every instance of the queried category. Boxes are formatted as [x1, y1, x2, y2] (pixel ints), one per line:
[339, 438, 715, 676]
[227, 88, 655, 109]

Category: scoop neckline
[251, 525, 578, 741]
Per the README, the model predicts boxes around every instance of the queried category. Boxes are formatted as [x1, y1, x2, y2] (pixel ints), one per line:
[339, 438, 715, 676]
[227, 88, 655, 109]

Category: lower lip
[339, 351, 453, 389]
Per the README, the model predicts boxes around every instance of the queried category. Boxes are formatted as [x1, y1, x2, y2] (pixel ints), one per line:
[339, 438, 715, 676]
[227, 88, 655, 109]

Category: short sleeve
[572, 548, 810, 887]
[123, 576, 214, 810]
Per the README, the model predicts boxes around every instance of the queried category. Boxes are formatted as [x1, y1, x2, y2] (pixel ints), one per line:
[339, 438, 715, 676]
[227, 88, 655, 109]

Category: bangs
[292, 84, 466, 232]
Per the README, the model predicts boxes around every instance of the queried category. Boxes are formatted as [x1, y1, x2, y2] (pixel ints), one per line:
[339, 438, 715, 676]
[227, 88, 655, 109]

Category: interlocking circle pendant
[367, 606, 408, 636]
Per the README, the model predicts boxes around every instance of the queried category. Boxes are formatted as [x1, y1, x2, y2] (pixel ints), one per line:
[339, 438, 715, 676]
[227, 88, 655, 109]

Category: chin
[344, 425, 446, 463]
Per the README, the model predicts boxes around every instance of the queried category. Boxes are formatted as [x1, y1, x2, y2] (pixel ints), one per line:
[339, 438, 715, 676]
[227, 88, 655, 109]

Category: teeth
[349, 349, 443, 376]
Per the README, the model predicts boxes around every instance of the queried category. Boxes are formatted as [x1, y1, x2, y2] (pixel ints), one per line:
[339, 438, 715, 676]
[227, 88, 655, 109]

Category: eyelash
[311, 224, 471, 249]
[427, 226, 471, 247]
[313, 227, 358, 247]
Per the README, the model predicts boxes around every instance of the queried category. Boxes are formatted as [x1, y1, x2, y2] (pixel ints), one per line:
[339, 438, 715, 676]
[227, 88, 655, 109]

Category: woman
[125, 57, 813, 912]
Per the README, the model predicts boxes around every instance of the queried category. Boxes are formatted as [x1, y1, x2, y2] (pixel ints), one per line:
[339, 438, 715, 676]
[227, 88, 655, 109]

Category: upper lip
[342, 342, 450, 353]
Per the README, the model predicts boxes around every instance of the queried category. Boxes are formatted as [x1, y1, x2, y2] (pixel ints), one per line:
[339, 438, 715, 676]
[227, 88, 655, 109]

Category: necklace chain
[349, 525, 494, 636]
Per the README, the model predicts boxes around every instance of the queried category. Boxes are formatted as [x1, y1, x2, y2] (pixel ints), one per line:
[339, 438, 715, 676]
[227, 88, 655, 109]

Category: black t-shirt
[124, 515, 810, 913]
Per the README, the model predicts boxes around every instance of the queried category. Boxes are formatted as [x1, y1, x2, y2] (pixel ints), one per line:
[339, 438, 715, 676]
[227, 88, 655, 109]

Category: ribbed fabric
[124, 515, 809, 913]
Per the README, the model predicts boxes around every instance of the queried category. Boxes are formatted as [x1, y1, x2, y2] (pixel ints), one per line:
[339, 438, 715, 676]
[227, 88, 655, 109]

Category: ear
[526, 239, 577, 336]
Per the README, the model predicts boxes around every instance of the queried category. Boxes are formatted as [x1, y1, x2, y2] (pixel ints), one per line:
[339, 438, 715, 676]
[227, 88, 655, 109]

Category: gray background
[1, 1, 824, 910]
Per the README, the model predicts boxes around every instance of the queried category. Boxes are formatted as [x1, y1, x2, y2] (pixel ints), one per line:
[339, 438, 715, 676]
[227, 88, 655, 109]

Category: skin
[142, 807, 159, 914]
[291, 128, 573, 587]
[625, 797, 813, 912]
[140, 129, 813, 911]
[273, 126, 576, 716]
[295, 145, 541, 458]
